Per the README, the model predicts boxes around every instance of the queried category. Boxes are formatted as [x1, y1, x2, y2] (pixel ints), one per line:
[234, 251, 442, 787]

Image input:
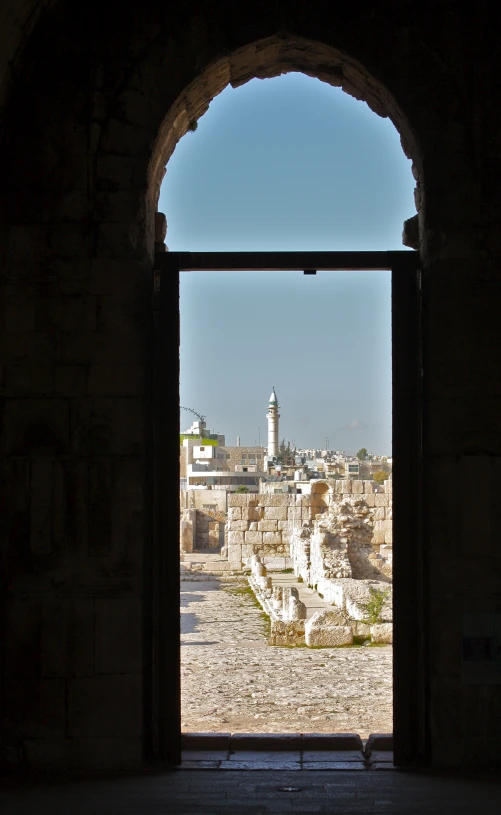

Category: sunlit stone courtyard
[181, 574, 392, 738]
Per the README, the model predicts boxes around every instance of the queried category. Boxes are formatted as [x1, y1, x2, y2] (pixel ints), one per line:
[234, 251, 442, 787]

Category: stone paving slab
[4, 769, 501, 814]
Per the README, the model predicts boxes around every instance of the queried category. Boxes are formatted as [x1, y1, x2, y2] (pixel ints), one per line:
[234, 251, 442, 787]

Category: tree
[359, 586, 390, 625]
[236, 485, 249, 493]
[356, 448, 368, 461]
[373, 470, 390, 485]
[275, 439, 296, 465]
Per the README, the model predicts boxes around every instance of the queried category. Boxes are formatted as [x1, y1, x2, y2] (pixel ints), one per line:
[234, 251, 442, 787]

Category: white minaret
[266, 387, 280, 457]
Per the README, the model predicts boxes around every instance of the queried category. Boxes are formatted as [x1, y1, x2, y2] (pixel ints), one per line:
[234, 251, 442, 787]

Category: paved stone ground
[181, 575, 392, 738]
[4, 769, 501, 814]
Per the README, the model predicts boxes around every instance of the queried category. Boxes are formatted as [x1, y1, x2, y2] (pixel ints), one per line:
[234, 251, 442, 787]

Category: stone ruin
[228, 479, 393, 647]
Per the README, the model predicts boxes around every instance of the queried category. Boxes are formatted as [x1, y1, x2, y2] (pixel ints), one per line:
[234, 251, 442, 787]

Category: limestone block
[341, 480, 352, 494]
[241, 544, 254, 559]
[268, 620, 305, 646]
[242, 506, 263, 521]
[249, 521, 258, 531]
[264, 507, 288, 521]
[67, 675, 142, 737]
[258, 520, 278, 532]
[351, 620, 371, 637]
[385, 478, 393, 494]
[298, 495, 312, 507]
[283, 586, 299, 603]
[227, 494, 250, 507]
[227, 543, 242, 561]
[229, 520, 249, 532]
[228, 507, 242, 521]
[272, 586, 283, 602]
[372, 532, 385, 544]
[259, 494, 290, 506]
[263, 531, 282, 545]
[365, 494, 376, 507]
[363, 481, 374, 494]
[302, 508, 312, 520]
[245, 531, 263, 544]
[384, 530, 393, 544]
[254, 562, 267, 577]
[375, 494, 389, 507]
[374, 507, 386, 520]
[334, 480, 344, 494]
[305, 615, 353, 647]
[287, 507, 302, 521]
[278, 520, 292, 530]
[288, 596, 307, 621]
[94, 598, 141, 674]
[352, 481, 363, 494]
[371, 623, 393, 644]
[227, 531, 244, 545]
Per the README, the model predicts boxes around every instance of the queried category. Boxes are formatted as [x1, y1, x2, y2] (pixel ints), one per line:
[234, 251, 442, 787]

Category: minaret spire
[266, 387, 280, 457]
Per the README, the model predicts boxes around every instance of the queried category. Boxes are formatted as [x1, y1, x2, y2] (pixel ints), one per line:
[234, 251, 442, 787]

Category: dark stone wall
[0, 0, 501, 770]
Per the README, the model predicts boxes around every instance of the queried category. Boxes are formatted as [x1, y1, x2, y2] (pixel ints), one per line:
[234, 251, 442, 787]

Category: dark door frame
[148, 250, 425, 768]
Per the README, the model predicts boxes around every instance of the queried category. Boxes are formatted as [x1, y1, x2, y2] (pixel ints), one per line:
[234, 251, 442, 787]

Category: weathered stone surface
[305, 621, 353, 647]
[257, 520, 278, 532]
[288, 596, 307, 621]
[371, 623, 393, 644]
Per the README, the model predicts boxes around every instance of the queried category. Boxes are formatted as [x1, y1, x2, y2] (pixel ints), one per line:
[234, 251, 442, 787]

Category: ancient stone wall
[227, 480, 392, 575]
[2, 0, 501, 771]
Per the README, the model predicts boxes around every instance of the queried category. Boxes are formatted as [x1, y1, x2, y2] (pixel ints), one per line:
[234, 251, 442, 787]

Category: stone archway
[0, 2, 484, 772]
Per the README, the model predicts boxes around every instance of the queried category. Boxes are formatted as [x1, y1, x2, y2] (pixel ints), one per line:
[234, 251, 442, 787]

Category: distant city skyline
[159, 73, 416, 454]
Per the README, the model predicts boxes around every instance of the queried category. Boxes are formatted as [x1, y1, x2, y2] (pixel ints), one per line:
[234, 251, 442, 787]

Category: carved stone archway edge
[148, 34, 422, 214]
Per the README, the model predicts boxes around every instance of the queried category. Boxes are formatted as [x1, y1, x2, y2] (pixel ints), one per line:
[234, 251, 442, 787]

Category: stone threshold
[180, 733, 394, 771]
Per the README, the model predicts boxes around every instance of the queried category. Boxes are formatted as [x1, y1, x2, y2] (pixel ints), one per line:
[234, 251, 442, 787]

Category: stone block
[372, 532, 385, 544]
[287, 507, 302, 521]
[263, 507, 288, 520]
[288, 596, 307, 621]
[384, 530, 393, 544]
[5, 678, 66, 738]
[227, 494, 250, 507]
[340, 480, 352, 494]
[351, 620, 371, 637]
[229, 520, 248, 532]
[227, 507, 241, 520]
[306, 624, 353, 647]
[363, 481, 374, 493]
[87, 364, 142, 396]
[352, 480, 363, 494]
[374, 507, 386, 520]
[69, 737, 142, 770]
[242, 506, 262, 521]
[371, 623, 393, 644]
[245, 531, 263, 544]
[305, 610, 353, 647]
[227, 531, 244, 545]
[268, 621, 305, 647]
[278, 520, 292, 530]
[68, 675, 142, 737]
[375, 493, 389, 507]
[241, 544, 254, 558]
[258, 494, 290, 506]
[258, 520, 278, 532]
[263, 531, 282, 545]
[94, 598, 142, 674]
[365, 494, 376, 507]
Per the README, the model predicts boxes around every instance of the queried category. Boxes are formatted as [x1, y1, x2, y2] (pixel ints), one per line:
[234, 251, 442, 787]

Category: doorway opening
[155, 249, 420, 768]
[151, 70, 424, 768]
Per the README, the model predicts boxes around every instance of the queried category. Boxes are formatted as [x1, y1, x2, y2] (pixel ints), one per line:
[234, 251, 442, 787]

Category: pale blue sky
[159, 73, 415, 455]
